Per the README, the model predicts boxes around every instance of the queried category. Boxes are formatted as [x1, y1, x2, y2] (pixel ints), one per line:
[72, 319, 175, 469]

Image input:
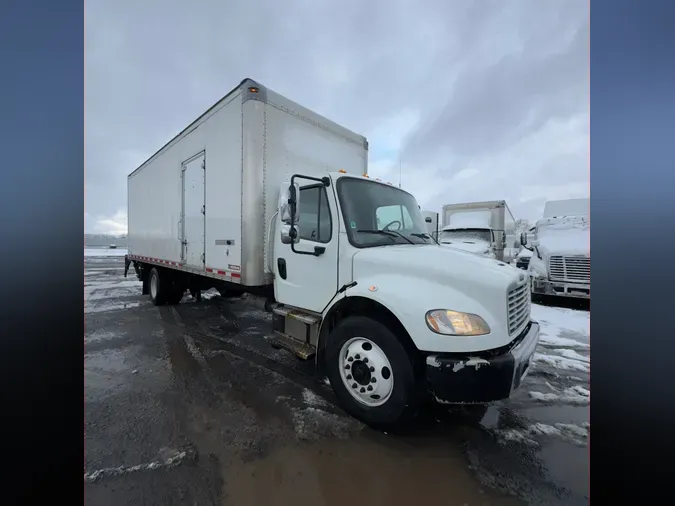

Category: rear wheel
[325, 316, 422, 429]
[149, 267, 165, 305]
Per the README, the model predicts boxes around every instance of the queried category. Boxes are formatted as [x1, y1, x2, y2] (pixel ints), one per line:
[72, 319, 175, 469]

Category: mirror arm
[288, 173, 330, 257]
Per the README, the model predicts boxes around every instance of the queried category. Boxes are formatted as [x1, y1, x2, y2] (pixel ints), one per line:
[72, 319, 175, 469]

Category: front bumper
[425, 322, 540, 404]
[532, 277, 590, 299]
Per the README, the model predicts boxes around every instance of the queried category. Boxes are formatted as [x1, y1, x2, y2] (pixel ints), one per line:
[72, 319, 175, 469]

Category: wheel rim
[150, 273, 158, 299]
[338, 337, 394, 407]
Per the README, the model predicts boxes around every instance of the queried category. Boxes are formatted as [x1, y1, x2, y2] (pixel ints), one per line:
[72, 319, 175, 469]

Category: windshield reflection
[337, 178, 431, 248]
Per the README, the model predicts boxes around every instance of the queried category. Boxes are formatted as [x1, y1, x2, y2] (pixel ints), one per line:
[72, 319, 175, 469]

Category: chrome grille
[548, 255, 590, 283]
[507, 282, 530, 336]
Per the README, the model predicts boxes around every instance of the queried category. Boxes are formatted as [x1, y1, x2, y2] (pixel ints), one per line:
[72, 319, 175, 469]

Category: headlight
[425, 310, 491, 336]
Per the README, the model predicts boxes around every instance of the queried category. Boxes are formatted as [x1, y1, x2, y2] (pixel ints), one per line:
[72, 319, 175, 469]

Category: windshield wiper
[410, 232, 435, 244]
[357, 229, 415, 245]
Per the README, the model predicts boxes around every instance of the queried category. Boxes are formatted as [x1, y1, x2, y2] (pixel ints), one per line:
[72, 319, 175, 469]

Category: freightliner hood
[351, 244, 521, 317]
[439, 239, 492, 256]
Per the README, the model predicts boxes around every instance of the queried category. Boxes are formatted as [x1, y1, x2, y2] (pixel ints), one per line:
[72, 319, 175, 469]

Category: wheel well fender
[316, 295, 420, 375]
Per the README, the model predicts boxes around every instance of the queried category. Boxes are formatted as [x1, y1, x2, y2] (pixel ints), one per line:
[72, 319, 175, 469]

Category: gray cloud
[85, 0, 588, 233]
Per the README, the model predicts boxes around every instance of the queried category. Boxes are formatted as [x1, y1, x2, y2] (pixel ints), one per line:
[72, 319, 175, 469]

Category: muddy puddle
[223, 434, 521, 506]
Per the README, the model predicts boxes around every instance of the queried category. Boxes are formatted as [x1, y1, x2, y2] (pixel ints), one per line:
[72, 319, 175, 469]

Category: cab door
[274, 182, 340, 314]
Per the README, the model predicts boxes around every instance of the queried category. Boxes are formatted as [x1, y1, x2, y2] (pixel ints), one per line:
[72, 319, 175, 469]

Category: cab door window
[298, 185, 332, 243]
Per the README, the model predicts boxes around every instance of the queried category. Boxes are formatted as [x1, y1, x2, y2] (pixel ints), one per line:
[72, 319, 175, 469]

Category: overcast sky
[85, 0, 588, 235]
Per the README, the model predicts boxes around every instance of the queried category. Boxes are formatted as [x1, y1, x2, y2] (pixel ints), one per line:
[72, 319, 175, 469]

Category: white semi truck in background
[436, 201, 518, 263]
[125, 78, 539, 428]
[521, 198, 590, 300]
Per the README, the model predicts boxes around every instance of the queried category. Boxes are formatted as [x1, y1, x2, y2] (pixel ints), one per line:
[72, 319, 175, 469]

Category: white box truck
[438, 201, 518, 263]
[521, 198, 590, 300]
[125, 78, 539, 428]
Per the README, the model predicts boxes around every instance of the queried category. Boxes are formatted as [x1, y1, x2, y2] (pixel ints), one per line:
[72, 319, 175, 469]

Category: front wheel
[325, 316, 422, 429]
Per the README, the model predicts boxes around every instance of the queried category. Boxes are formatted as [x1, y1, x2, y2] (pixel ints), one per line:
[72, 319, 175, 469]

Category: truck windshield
[440, 228, 492, 244]
[337, 177, 431, 247]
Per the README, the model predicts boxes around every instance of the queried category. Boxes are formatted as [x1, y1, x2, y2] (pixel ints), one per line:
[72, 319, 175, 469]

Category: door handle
[277, 258, 287, 279]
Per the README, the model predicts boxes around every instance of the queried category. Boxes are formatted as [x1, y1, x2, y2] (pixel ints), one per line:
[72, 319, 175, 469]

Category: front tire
[325, 316, 421, 429]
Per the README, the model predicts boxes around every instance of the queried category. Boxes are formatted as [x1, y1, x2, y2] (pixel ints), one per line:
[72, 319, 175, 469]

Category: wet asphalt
[84, 255, 589, 505]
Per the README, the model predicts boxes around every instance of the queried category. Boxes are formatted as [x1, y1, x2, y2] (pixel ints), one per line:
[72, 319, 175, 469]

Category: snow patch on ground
[85, 301, 143, 314]
[493, 421, 589, 448]
[292, 407, 363, 441]
[85, 248, 129, 257]
[532, 304, 589, 341]
[302, 389, 329, 408]
[529, 385, 590, 406]
[532, 352, 589, 373]
[552, 349, 590, 363]
[84, 447, 193, 483]
[538, 335, 590, 350]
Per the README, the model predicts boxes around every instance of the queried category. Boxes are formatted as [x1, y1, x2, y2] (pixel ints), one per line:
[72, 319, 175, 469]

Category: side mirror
[520, 232, 528, 246]
[280, 223, 300, 244]
[279, 182, 300, 224]
[425, 217, 432, 223]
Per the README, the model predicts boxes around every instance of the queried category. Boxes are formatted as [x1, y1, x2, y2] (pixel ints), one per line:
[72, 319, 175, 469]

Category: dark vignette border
[591, 0, 675, 502]
[0, 0, 83, 502]
[1, 0, 675, 502]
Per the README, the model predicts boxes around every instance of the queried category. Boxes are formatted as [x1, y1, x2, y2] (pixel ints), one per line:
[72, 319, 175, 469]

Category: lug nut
[345, 364, 350, 370]
[348, 357, 353, 362]
[355, 354, 360, 359]
[369, 366, 375, 372]
[347, 375, 352, 380]
[371, 378, 376, 383]
[352, 383, 357, 389]
[360, 387, 366, 393]
[367, 386, 373, 391]
[363, 358, 369, 363]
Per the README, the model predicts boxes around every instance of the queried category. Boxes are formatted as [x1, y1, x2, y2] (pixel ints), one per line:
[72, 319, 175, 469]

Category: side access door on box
[181, 152, 206, 268]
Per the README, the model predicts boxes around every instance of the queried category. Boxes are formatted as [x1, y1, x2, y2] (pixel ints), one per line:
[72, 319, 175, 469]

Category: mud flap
[124, 256, 131, 278]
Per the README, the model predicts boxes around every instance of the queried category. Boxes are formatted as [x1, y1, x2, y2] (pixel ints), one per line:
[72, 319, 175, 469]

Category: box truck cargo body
[128, 80, 367, 288]
[125, 79, 539, 428]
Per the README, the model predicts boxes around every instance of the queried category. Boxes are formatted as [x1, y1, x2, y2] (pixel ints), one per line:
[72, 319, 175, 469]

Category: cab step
[270, 305, 321, 360]
[269, 331, 316, 360]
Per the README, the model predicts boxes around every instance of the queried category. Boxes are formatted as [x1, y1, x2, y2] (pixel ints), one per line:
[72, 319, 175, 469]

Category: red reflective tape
[231, 272, 241, 278]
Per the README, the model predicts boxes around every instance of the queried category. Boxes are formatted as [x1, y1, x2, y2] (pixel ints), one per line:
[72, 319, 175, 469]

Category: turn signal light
[338, 169, 347, 173]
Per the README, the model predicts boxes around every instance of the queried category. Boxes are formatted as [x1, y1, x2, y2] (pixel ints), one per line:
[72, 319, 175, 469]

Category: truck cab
[272, 171, 540, 427]
[522, 214, 590, 300]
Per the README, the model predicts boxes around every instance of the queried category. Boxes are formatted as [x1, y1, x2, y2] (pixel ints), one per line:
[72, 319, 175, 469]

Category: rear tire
[149, 268, 165, 306]
[325, 316, 422, 429]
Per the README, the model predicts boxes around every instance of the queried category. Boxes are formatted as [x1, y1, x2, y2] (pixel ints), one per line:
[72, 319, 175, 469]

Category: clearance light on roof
[387, 182, 392, 185]
[376, 178, 382, 181]
[248, 86, 259, 93]
[362, 173, 369, 178]
[338, 169, 347, 173]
